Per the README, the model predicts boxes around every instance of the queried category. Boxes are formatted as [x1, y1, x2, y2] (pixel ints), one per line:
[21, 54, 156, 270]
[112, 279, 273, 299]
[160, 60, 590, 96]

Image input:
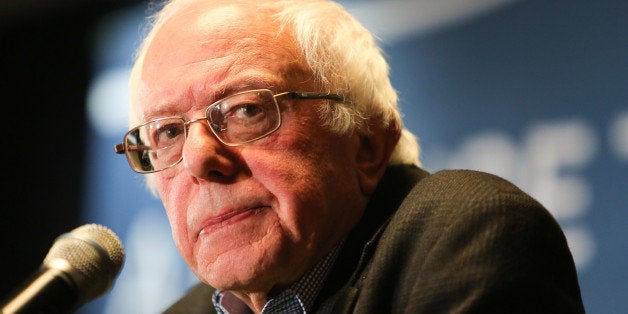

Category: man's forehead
[148, 1, 283, 59]
[145, 1, 281, 67]
[133, 0, 307, 115]
[167, 0, 271, 34]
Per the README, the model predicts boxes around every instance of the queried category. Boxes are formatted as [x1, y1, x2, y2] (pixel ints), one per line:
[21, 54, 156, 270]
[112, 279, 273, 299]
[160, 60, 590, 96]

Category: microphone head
[42, 224, 125, 304]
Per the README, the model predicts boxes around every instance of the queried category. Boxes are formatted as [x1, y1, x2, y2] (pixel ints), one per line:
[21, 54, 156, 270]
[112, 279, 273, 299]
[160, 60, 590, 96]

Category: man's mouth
[198, 206, 268, 237]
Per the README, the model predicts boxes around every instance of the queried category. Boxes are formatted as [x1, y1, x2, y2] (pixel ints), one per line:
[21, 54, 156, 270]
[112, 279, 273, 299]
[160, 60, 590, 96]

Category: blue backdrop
[81, 1, 627, 313]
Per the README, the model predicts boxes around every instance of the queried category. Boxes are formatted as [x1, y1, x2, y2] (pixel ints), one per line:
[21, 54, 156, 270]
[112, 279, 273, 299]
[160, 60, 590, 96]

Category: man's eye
[153, 123, 184, 147]
[232, 104, 265, 119]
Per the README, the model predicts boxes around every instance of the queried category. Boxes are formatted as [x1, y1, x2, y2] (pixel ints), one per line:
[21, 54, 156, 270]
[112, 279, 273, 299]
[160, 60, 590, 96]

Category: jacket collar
[313, 165, 428, 312]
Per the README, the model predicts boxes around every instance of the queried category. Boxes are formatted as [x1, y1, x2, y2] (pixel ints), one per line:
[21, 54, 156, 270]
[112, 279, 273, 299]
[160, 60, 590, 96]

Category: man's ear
[355, 121, 401, 195]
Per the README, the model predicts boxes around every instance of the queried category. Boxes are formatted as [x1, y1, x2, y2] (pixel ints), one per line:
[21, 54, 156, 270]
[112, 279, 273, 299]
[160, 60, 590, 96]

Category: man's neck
[231, 291, 269, 314]
[213, 242, 344, 313]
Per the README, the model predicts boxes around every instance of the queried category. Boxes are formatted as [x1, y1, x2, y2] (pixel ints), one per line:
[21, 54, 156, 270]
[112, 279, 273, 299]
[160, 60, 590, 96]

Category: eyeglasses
[115, 89, 343, 173]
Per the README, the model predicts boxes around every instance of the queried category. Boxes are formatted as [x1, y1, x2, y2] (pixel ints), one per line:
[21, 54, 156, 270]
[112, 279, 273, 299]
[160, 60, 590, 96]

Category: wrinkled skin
[130, 1, 395, 311]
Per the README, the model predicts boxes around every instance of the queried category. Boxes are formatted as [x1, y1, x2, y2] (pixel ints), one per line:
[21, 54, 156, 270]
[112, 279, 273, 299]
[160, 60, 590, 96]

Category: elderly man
[114, 0, 585, 313]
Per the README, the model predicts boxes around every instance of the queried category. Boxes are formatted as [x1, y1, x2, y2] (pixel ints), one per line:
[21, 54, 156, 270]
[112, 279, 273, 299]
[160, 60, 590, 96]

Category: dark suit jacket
[164, 165, 585, 313]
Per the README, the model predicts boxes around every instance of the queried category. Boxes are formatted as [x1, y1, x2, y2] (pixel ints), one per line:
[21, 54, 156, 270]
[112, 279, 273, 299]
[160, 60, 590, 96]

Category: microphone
[1, 224, 125, 314]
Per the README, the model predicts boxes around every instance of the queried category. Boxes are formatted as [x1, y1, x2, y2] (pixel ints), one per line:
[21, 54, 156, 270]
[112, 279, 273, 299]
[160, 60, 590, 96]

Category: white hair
[130, 0, 421, 190]
[267, 0, 420, 166]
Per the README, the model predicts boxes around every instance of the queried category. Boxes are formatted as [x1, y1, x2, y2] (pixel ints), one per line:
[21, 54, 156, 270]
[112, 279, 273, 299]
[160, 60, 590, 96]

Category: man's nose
[181, 121, 239, 181]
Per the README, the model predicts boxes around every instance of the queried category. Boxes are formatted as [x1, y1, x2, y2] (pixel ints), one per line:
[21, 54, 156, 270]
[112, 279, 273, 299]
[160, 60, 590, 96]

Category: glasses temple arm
[284, 92, 344, 102]
[114, 143, 152, 154]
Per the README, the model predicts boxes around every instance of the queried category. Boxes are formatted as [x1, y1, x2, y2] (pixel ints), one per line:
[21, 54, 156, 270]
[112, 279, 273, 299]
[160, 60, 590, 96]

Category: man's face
[132, 2, 370, 292]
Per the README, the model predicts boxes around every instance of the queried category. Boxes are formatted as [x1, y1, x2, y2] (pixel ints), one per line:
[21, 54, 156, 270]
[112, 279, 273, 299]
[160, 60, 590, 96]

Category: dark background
[1, 0, 141, 300]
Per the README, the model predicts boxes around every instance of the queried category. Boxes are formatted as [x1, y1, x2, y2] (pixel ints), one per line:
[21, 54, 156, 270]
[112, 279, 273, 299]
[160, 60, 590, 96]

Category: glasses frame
[114, 89, 344, 173]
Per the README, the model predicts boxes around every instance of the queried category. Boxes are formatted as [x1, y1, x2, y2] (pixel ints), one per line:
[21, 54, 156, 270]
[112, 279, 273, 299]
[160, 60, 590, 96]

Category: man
[114, 0, 585, 313]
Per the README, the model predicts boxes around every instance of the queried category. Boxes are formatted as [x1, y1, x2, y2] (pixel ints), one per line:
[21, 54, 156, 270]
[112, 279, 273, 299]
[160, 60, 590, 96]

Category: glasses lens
[124, 117, 186, 173]
[207, 89, 281, 145]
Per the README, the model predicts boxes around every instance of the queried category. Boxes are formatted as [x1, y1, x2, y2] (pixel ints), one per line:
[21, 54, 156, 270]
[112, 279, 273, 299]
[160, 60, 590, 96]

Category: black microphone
[1, 224, 125, 313]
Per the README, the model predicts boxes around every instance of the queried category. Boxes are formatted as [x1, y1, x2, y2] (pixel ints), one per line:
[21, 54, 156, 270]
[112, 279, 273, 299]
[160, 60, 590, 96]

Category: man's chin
[197, 260, 275, 292]
[193, 243, 286, 291]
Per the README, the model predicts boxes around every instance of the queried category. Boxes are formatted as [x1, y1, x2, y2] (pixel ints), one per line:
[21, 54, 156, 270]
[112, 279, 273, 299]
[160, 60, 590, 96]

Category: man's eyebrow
[200, 77, 280, 103]
[141, 77, 282, 121]
[216, 77, 278, 94]
[141, 101, 180, 121]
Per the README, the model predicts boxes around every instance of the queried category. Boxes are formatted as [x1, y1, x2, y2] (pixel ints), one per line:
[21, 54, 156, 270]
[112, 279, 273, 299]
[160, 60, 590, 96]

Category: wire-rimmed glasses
[114, 89, 343, 173]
